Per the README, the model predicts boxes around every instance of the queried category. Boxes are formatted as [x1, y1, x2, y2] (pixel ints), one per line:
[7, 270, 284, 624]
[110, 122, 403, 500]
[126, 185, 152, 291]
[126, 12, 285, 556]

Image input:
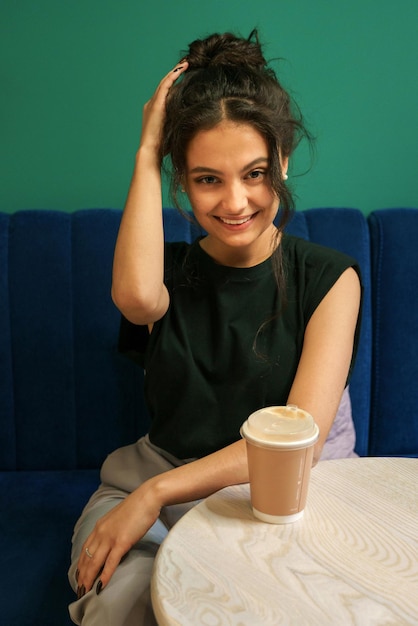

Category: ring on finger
[85, 547, 94, 559]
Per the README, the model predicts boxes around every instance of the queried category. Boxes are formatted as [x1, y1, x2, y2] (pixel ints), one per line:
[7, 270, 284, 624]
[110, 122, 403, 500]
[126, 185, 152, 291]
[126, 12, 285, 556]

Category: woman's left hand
[76, 438, 250, 598]
[75, 481, 161, 598]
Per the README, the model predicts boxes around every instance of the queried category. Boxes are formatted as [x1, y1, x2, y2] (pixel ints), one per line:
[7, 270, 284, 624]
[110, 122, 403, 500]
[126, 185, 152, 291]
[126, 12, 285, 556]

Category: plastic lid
[241, 405, 319, 448]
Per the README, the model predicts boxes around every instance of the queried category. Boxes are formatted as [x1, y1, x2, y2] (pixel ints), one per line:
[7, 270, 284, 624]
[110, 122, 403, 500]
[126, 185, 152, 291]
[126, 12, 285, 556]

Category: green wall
[1, 0, 417, 214]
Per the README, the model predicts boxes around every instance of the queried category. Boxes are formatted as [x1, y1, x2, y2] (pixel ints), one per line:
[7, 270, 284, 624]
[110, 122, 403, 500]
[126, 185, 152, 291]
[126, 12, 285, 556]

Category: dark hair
[161, 30, 310, 298]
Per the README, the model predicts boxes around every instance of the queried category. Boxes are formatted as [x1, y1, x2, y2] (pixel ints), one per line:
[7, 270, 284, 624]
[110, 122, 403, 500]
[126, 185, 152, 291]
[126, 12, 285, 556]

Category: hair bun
[185, 31, 267, 71]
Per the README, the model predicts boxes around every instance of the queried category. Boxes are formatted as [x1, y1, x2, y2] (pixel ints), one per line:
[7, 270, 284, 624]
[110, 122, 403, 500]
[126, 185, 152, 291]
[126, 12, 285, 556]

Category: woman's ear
[281, 156, 289, 180]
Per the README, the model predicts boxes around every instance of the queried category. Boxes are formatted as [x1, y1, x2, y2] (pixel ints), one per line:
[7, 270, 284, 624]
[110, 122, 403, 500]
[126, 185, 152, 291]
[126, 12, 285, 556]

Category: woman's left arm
[76, 267, 360, 594]
[287, 266, 361, 463]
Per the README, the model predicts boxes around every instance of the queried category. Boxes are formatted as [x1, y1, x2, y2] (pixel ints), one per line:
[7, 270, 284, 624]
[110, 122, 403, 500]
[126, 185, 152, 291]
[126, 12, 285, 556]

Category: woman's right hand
[139, 61, 188, 154]
[111, 62, 188, 325]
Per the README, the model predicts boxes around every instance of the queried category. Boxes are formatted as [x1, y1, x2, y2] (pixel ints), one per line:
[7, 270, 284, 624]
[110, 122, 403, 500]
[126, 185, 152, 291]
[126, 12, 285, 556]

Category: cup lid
[241, 405, 319, 448]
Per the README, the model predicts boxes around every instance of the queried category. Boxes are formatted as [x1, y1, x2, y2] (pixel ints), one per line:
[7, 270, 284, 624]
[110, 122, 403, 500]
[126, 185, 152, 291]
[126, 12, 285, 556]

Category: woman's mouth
[217, 214, 255, 226]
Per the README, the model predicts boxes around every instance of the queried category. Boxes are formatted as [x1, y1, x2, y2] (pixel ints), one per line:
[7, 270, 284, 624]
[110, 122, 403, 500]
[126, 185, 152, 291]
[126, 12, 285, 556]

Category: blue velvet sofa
[1, 207, 417, 625]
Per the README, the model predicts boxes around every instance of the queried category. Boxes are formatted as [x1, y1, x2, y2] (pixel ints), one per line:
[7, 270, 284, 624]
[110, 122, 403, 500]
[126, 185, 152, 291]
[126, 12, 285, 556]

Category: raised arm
[111, 62, 188, 325]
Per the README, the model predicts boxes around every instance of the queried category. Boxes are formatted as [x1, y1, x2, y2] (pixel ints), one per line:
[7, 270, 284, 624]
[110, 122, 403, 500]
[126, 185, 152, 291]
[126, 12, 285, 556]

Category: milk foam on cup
[241, 406, 319, 524]
[241, 405, 319, 448]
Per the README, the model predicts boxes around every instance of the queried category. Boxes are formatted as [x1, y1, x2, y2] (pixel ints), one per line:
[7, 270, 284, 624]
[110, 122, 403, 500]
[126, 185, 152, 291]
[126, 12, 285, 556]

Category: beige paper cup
[241, 405, 319, 524]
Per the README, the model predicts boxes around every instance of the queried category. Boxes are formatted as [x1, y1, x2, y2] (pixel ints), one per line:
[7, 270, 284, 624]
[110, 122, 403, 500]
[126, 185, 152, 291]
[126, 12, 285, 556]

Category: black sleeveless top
[119, 234, 361, 459]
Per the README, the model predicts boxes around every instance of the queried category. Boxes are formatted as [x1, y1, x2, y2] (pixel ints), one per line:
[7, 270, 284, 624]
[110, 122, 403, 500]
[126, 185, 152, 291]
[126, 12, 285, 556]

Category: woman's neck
[198, 226, 281, 268]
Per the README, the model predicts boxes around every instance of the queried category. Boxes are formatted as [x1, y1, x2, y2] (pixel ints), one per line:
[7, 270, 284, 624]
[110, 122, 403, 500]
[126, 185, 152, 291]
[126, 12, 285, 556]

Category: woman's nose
[221, 181, 248, 213]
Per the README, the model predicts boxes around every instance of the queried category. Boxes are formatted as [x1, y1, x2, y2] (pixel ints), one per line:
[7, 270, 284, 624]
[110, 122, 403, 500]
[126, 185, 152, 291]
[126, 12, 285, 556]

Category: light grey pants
[68, 435, 199, 625]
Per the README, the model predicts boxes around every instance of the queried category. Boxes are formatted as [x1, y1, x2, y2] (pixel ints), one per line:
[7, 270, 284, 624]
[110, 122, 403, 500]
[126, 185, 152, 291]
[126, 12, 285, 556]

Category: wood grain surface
[151, 458, 418, 625]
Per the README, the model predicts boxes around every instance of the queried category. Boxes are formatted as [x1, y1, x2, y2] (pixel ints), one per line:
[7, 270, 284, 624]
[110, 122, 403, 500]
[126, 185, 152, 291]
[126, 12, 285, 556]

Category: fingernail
[173, 65, 184, 73]
[96, 579, 103, 595]
[77, 584, 86, 600]
[75, 568, 80, 583]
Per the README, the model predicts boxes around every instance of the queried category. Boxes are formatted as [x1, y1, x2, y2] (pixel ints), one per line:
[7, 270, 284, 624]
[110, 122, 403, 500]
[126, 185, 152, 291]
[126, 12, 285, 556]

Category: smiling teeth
[219, 216, 252, 225]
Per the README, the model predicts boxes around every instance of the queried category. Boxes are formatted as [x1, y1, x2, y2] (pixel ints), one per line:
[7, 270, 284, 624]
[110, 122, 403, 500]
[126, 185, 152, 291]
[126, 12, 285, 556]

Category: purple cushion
[320, 386, 358, 460]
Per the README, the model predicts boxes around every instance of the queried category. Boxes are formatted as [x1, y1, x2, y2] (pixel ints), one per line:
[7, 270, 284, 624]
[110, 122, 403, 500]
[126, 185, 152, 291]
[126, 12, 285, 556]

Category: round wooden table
[151, 458, 418, 625]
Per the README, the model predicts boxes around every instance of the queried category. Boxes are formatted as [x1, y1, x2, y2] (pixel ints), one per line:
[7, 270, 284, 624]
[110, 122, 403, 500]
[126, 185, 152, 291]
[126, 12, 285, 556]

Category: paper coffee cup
[241, 405, 319, 524]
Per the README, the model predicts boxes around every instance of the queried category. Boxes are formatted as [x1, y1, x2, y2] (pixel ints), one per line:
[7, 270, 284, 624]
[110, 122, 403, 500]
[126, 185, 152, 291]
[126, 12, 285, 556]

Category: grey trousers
[68, 435, 199, 625]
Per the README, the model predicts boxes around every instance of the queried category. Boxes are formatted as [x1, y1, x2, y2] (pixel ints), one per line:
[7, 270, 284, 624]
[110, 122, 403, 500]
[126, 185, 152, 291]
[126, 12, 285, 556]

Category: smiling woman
[161, 30, 306, 289]
[185, 120, 281, 267]
[68, 30, 362, 626]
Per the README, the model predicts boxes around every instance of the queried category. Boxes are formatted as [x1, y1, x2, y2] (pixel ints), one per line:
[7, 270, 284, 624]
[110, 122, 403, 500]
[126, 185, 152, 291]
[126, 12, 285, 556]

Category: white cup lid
[241, 405, 319, 448]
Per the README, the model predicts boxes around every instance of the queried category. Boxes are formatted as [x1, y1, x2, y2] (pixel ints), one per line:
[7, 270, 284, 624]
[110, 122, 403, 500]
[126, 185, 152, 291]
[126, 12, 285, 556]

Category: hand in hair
[112, 61, 188, 326]
[140, 61, 188, 156]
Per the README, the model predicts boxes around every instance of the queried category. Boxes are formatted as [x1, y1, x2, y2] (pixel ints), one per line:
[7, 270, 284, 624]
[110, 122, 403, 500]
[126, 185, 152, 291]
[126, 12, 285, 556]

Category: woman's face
[184, 120, 284, 267]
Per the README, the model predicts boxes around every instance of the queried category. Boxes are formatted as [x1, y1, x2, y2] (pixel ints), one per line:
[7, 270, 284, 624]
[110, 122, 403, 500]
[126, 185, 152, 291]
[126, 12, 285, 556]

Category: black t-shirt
[119, 234, 361, 459]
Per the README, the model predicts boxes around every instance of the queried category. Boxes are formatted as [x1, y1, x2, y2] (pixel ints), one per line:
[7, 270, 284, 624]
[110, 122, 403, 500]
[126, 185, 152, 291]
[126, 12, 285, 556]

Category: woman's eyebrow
[188, 157, 269, 175]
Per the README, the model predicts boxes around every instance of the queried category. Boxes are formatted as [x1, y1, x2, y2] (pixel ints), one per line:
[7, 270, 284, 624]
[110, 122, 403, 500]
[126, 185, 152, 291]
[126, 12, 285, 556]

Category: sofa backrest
[368, 209, 418, 456]
[0, 210, 147, 471]
[1, 206, 416, 470]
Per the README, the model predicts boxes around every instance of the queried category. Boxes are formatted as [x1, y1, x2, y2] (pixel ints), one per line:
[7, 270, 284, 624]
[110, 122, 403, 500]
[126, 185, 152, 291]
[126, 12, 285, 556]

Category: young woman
[69, 31, 361, 625]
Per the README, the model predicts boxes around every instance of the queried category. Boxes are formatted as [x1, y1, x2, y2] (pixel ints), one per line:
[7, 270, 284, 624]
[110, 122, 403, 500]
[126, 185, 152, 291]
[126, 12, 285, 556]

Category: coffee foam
[241, 405, 319, 449]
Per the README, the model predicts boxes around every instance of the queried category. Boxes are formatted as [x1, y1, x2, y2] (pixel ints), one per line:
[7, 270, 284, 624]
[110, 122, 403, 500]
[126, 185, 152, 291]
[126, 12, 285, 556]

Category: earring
[283, 173, 288, 181]
[181, 187, 186, 193]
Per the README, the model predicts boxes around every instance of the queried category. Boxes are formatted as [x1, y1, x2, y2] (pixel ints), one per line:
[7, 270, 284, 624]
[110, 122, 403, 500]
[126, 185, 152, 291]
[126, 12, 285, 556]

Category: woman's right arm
[111, 62, 188, 325]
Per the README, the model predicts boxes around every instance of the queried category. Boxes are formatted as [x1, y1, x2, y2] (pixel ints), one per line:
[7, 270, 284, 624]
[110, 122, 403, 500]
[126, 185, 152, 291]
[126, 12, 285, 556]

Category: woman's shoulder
[164, 239, 206, 286]
[281, 233, 361, 307]
[282, 233, 358, 269]
[164, 240, 195, 271]
[164, 240, 192, 258]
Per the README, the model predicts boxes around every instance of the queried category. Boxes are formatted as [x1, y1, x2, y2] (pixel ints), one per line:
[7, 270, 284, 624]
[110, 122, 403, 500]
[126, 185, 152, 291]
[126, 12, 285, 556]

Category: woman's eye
[247, 170, 265, 180]
[197, 176, 218, 184]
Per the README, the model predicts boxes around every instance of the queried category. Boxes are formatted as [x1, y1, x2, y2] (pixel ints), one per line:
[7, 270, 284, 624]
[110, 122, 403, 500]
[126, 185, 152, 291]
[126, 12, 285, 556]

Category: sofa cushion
[0, 469, 99, 625]
[320, 386, 357, 460]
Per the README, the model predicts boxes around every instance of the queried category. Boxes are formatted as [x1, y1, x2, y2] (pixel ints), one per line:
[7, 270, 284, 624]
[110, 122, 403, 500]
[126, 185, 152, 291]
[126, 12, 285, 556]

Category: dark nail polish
[173, 65, 184, 73]
[75, 568, 80, 583]
[96, 579, 103, 595]
[77, 584, 86, 600]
